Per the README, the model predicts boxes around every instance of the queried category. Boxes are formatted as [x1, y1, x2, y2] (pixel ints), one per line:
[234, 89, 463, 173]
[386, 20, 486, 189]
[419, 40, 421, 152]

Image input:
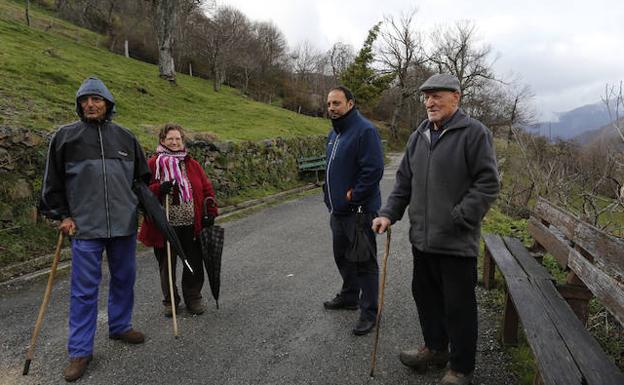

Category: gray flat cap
[419, 73, 461, 93]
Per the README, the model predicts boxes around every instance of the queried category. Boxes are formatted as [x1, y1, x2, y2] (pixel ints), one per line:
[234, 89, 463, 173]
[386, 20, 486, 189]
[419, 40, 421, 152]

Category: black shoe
[353, 318, 375, 335]
[323, 294, 358, 310]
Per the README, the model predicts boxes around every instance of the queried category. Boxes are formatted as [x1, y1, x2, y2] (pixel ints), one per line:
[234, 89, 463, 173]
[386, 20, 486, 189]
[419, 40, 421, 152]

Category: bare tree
[428, 21, 499, 107]
[602, 81, 624, 143]
[25, 0, 31, 27]
[151, 0, 178, 83]
[203, 6, 251, 91]
[328, 42, 355, 81]
[377, 9, 425, 138]
[290, 41, 325, 81]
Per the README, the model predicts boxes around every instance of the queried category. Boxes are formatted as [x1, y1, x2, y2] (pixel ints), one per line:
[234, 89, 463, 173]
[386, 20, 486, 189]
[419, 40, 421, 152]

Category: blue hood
[75, 76, 116, 120]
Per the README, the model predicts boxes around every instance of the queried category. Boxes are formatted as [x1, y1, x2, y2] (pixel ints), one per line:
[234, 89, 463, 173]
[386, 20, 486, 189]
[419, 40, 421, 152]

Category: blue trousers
[68, 235, 137, 358]
[330, 213, 379, 321]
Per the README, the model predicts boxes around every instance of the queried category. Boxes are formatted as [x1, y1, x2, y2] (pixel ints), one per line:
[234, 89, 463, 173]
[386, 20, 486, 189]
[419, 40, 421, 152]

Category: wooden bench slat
[533, 197, 624, 283]
[569, 248, 624, 327]
[503, 236, 553, 281]
[533, 277, 624, 385]
[505, 276, 584, 385]
[527, 217, 572, 268]
[482, 233, 527, 279]
[298, 161, 326, 169]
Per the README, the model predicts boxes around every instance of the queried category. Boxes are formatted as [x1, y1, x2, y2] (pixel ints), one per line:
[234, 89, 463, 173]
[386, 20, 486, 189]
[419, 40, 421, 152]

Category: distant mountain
[531, 102, 613, 140]
[574, 118, 624, 148]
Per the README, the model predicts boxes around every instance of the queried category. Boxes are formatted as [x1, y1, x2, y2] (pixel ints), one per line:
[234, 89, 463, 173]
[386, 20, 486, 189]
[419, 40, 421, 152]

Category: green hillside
[0, 0, 329, 147]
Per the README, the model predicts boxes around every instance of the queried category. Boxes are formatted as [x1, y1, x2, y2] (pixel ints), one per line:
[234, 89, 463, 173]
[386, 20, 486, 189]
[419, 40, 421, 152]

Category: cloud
[220, 0, 624, 119]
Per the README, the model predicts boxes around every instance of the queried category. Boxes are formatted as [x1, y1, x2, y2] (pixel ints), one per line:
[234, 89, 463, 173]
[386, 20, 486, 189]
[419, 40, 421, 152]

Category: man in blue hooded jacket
[40, 76, 150, 382]
[322, 86, 384, 335]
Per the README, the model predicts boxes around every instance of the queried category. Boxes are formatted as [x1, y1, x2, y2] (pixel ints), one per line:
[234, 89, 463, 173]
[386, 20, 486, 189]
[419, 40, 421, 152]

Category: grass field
[0, 0, 329, 147]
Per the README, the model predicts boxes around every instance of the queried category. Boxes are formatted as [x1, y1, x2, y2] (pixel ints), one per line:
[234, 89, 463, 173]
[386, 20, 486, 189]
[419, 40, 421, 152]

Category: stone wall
[0, 126, 326, 226]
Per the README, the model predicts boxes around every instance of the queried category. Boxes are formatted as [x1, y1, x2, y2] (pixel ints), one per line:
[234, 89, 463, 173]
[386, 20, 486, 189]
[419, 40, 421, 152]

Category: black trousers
[330, 213, 379, 321]
[411, 247, 478, 374]
[153, 225, 204, 306]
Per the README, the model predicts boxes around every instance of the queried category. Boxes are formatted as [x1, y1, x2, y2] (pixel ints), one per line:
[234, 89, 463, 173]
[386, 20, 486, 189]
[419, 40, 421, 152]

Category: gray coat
[379, 109, 499, 257]
[39, 77, 150, 239]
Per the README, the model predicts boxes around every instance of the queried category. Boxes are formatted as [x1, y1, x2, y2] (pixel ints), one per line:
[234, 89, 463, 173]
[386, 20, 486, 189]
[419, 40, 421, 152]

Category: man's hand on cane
[372, 216, 391, 234]
[59, 217, 76, 236]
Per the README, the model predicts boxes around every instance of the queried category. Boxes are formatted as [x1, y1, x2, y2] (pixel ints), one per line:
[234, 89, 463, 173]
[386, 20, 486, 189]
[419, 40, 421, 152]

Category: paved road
[0, 155, 517, 385]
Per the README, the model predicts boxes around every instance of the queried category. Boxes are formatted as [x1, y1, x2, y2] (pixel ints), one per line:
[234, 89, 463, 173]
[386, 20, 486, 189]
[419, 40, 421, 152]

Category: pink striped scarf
[154, 144, 192, 203]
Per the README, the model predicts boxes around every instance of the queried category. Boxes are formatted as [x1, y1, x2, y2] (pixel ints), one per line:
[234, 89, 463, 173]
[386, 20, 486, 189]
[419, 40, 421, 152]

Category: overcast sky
[221, 0, 624, 121]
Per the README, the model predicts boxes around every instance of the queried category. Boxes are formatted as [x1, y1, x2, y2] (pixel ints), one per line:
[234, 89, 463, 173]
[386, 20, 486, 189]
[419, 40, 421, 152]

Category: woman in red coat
[138, 123, 218, 316]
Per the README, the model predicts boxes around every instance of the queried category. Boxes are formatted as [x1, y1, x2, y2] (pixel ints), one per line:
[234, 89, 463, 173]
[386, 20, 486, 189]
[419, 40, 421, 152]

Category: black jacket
[379, 109, 499, 256]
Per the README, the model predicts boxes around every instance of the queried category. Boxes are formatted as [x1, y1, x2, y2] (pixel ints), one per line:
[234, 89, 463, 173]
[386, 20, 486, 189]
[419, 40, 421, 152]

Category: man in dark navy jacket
[322, 86, 384, 335]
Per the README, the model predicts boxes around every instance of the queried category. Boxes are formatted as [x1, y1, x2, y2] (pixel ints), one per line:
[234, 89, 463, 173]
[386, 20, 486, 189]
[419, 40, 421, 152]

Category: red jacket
[138, 155, 218, 248]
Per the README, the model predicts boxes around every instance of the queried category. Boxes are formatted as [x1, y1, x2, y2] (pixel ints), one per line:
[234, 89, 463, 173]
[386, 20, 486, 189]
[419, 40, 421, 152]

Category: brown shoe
[399, 346, 449, 373]
[440, 369, 474, 385]
[109, 329, 145, 344]
[187, 300, 206, 315]
[63, 355, 92, 382]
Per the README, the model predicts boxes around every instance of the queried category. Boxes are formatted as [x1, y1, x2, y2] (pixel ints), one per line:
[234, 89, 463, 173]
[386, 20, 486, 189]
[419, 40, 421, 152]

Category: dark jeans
[330, 213, 379, 321]
[154, 225, 204, 306]
[411, 247, 478, 374]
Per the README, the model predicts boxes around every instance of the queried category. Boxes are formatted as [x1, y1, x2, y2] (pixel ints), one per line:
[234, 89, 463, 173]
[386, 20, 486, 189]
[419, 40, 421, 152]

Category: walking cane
[369, 226, 391, 378]
[165, 195, 179, 338]
[23, 230, 65, 375]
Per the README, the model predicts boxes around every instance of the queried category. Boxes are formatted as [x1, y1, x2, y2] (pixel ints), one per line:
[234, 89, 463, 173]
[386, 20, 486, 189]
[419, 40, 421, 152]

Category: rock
[214, 141, 232, 153]
[22, 132, 44, 147]
[9, 179, 32, 200]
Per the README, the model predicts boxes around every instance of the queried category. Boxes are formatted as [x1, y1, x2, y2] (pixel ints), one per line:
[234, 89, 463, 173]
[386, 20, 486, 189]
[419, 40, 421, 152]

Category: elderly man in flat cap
[372, 74, 499, 385]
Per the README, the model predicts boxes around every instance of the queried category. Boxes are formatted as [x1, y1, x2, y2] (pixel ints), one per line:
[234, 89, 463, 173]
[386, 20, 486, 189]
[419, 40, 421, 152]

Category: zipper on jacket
[326, 133, 341, 214]
[97, 124, 112, 237]
[424, 135, 432, 249]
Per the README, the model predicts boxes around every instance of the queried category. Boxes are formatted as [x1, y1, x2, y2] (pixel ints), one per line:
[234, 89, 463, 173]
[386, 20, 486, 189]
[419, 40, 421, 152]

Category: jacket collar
[331, 107, 358, 133]
[419, 108, 469, 134]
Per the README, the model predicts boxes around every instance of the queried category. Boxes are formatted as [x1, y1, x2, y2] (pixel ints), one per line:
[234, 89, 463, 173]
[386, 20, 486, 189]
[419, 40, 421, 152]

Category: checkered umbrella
[199, 197, 224, 309]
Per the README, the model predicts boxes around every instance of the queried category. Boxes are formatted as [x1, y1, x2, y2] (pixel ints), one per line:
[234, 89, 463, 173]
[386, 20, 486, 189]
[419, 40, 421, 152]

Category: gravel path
[0, 154, 518, 385]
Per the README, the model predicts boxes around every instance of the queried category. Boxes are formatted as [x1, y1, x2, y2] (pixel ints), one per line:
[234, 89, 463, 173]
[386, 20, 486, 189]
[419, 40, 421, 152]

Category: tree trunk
[154, 0, 177, 84]
[25, 0, 31, 27]
[389, 93, 406, 139]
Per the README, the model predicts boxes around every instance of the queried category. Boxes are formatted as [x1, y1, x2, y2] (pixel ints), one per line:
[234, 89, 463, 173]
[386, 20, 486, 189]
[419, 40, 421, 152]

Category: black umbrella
[199, 197, 224, 308]
[134, 181, 193, 274]
[345, 207, 376, 263]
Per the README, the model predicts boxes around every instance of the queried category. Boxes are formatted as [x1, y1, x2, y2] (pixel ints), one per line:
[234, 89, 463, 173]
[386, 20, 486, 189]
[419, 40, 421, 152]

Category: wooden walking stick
[23, 230, 65, 375]
[369, 226, 391, 378]
[165, 195, 179, 338]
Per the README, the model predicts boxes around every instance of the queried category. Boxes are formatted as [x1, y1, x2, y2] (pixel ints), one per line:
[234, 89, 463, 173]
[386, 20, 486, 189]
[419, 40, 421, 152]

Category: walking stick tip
[23, 359, 31, 375]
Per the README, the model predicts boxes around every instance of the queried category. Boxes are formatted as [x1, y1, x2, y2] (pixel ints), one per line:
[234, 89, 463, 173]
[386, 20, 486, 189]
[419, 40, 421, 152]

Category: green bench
[297, 155, 326, 184]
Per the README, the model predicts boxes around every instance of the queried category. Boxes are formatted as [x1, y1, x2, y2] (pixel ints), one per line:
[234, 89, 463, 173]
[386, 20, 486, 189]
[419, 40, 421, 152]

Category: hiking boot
[399, 346, 449, 373]
[323, 294, 358, 310]
[109, 329, 145, 344]
[187, 300, 206, 315]
[63, 355, 92, 382]
[440, 369, 474, 385]
[352, 318, 376, 336]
